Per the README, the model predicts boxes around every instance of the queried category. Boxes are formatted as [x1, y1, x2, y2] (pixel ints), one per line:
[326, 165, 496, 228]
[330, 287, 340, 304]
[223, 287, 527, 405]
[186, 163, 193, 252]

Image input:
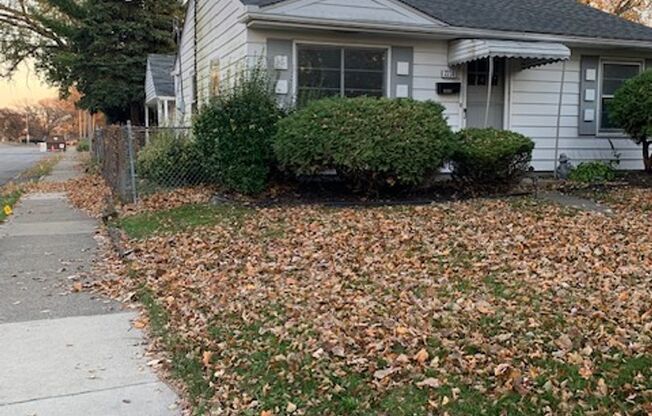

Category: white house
[145, 54, 177, 127]
[173, 0, 652, 171]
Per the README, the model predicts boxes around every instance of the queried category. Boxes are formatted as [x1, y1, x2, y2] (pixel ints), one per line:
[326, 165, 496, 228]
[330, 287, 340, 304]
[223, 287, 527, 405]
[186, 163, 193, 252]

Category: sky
[0, 61, 56, 108]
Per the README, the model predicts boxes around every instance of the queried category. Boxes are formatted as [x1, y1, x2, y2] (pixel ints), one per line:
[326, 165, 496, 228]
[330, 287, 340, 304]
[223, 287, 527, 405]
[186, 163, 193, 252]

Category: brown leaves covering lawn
[118, 192, 652, 415]
[27, 171, 213, 220]
[65, 174, 111, 217]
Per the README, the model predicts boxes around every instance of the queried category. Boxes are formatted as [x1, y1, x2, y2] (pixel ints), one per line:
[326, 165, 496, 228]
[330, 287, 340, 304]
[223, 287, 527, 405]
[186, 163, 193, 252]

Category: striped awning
[448, 39, 571, 69]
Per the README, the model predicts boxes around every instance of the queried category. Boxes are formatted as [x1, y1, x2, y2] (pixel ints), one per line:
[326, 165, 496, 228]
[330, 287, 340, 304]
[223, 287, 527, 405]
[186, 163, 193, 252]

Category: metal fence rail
[92, 123, 196, 203]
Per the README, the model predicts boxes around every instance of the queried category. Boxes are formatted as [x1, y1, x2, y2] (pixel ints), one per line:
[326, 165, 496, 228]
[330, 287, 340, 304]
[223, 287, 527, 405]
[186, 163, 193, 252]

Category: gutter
[239, 12, 652, 50]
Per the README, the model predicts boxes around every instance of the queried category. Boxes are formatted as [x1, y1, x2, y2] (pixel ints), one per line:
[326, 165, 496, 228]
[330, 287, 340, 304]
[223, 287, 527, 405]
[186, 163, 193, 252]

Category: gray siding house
[173, 0, 652, 171]
[145, 54, 177, 127]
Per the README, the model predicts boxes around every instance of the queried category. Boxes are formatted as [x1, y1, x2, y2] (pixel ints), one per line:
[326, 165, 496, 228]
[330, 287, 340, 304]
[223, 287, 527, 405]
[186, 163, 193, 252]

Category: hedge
[451, 128, 534, 186]
[273, 97, 456, 190]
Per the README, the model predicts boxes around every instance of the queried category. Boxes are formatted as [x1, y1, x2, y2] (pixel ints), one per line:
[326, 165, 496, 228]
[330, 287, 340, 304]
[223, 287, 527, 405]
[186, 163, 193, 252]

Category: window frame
[293, 41, 392, 106]
[597, 59, 643, 134]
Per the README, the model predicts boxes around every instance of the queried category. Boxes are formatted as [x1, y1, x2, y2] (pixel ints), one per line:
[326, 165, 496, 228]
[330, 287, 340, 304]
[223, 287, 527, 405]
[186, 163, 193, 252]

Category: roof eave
[241, 12, 652, 50]
[146, 96, 176, 106]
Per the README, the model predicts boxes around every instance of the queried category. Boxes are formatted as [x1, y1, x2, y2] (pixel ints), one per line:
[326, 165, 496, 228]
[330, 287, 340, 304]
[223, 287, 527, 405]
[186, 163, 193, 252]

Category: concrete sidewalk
[0, 152, 180, 416]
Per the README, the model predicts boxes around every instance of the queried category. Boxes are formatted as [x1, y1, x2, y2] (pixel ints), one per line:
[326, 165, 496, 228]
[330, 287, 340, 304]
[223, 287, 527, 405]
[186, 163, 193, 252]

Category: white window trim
[292, 40, 392, 106]
[596, 58, 643, 136]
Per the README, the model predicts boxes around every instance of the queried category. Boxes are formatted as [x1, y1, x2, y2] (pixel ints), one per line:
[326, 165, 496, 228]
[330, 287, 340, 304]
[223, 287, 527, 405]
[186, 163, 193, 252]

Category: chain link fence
[92, 123, 205, 203]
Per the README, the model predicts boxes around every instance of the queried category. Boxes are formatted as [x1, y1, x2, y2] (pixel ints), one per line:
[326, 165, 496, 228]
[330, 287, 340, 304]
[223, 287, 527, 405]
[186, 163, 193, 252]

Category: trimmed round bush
[194, 69, 283, 194]
[137, 131, 202, 187]
[451, 128, 534, 185]
[273, 97, 456, 190]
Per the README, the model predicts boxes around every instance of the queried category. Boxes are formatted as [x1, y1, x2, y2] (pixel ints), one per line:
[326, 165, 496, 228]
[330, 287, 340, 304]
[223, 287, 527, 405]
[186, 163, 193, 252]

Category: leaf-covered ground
[106, 188, 652, 416]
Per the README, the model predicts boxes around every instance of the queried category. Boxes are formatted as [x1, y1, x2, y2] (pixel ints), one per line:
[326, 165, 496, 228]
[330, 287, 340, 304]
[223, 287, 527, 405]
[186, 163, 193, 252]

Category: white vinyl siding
[509, 51, 647, 171]
[195, 0, 248, 104]
[258, 0, 442, 26]
[145, 62, 157, 104]
[412, 41, 463, 130]
[175, 0, 195, 126]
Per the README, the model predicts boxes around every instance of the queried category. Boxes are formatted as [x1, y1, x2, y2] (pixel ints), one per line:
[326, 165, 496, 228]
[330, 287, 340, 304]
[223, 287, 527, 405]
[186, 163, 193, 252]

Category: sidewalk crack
[0, 381, 162, 407]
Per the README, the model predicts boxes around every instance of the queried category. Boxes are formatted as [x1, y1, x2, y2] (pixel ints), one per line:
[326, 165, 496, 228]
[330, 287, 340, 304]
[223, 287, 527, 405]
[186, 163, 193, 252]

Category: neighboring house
[173, 0, 652, 171]
[145, 54, 177, 127]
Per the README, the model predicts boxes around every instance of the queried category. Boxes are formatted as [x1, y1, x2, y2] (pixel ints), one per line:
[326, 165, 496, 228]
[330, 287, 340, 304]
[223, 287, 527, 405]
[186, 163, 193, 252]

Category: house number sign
[441, 68, 459, 80]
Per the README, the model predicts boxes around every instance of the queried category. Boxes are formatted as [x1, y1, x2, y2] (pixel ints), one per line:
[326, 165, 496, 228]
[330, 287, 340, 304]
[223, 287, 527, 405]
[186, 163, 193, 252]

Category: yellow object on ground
[3, 204, 12, 216]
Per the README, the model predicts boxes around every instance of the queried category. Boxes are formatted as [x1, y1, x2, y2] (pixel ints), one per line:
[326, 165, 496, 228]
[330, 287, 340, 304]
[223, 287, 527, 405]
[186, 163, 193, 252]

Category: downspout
[175, 17, 185, 123]
[483, 56, 495, 128]
[193, 0, 198, 113]
[553, 60, 567, 177]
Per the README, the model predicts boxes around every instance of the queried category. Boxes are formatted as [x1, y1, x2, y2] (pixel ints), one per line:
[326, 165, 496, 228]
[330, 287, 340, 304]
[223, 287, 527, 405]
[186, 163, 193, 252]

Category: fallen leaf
[476, 300, 494, 314]
[374, 367, 399, 380]
[132, 320, 146, 329]
[579, 365, 593, 379]
[416, 378, 441, 388]
[555, 334, 573, 351]
[494, 363, 511, 377]
[202, 351, 213, 367]
[414, 349, 429, 365]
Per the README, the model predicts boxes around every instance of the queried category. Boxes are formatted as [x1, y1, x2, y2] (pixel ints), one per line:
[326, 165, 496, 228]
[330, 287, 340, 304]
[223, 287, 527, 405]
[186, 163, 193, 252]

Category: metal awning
[449, 39, 571, 69]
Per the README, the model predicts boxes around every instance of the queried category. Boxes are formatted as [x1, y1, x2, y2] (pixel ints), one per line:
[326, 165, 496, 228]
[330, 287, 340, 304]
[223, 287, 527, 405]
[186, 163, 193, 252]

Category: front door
[466, 58, 505, 129]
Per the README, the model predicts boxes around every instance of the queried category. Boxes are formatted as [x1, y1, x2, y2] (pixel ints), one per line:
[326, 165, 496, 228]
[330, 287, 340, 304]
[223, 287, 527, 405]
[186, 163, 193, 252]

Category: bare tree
[0, 107, 25, 141]
[19, 95, 77, 140]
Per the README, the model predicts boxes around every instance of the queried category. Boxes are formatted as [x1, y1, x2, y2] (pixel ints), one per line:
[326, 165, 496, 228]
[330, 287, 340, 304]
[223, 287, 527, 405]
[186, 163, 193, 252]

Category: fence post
[126, 121, 138, 204]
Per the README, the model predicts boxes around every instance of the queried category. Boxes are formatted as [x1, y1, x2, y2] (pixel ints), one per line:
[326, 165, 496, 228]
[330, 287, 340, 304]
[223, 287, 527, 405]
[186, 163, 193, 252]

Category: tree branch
[0, 3, 66, 46]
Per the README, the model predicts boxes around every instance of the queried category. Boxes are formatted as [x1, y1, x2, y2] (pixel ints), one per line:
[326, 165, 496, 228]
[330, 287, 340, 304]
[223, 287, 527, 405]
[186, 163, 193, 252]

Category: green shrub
[77, 139, 89, 152]
[568, 161, 617, 183]
[610, 70, 652, 172]
[451, 128, 534, 186]
[137, 131, 202, 187]
[273, 97, 456, 190]
[193, 67, 283, 194]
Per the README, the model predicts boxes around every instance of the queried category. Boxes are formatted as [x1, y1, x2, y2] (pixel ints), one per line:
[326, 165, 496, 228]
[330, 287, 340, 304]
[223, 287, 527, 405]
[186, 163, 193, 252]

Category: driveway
[0, 142, 46, 186]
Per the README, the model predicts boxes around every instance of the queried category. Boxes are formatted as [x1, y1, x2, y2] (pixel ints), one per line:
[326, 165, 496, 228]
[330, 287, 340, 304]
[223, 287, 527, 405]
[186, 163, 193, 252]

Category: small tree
[193, 67, 283, 194]
[610, 70, 652, 172]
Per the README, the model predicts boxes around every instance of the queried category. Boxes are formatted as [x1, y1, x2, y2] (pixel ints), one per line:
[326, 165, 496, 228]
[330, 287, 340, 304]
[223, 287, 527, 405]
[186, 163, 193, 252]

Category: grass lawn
[117, 203, 250, 239]
[115, 190, 652, 415]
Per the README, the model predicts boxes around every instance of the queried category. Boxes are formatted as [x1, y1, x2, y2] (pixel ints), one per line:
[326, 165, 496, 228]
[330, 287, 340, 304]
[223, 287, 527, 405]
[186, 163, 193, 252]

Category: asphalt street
[0, 142, 46, 185]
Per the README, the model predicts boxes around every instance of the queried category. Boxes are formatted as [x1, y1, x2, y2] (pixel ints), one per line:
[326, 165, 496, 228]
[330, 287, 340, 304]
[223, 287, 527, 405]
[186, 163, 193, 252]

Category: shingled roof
[147, 54, 176, 98]
[242, 0, 652, 42]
